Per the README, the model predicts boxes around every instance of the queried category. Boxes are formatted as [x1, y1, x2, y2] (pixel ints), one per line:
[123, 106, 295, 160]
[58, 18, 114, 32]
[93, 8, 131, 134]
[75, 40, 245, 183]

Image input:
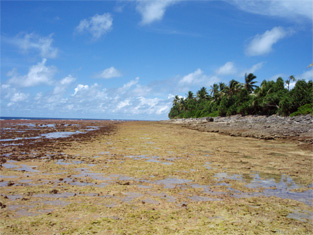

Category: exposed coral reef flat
[0, 120, 312, 234]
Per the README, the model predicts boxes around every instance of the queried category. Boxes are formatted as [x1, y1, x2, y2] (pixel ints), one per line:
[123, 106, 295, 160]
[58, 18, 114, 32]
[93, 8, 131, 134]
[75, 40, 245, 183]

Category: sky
[1, 0, 312, 120]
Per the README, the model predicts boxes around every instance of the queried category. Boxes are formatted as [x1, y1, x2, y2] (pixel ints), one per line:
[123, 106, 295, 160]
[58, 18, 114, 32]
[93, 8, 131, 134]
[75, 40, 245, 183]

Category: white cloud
[298, 68, 313, 80]
[247, 62, 264, 74]
[178, 69, 220, 90]
[179, 69, 203, 85]
[136, 0, 182, 25]
[240, 62, 264, 77]
[246, 27, 288, 56]
[8, 59, 56, 87]
[225, 0, 313, 21]
[174, 69, 222, 94]
[10, 92, 29, 103]
[7, 33, 58, 58]
[156, 105, 169, 115]
[34, 92, 43, 101]
[61, 75, 76, 85]
[73, 84, 89, 96]
[96, 67, 122, 79]
[53, 75, 76, 94]
[7, 92, 29, 107]
[1, 73, 175, 119]
[118, 77, 140, 93]
[215, 62, 237, 75]
[132, 84, 151, 96]
[76, 13, 113, 39]
[116, 99, 130, 110]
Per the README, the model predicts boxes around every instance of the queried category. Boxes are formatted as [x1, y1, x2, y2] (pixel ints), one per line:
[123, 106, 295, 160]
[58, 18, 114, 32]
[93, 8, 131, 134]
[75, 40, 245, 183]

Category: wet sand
[0, 120, 312, 234]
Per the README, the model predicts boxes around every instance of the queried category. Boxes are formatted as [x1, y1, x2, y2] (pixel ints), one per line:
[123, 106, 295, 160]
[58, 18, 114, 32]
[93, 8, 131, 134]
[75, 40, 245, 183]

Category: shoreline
[163, 114, 313, 147]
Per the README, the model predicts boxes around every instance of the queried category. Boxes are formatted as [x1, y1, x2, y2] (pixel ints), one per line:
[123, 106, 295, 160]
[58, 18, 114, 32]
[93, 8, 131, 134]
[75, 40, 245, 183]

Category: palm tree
[218, 82, 227, 98]
[187, 91, 194, 100]
[286, 75, 296, 91]
[244, 73, 257, 93]
[197, 87, 208, 100]
[210, 84, 219, 101]
[227, 79, 241, 97]
[179, 97, 185, 111]
[173, 95, 180, 106]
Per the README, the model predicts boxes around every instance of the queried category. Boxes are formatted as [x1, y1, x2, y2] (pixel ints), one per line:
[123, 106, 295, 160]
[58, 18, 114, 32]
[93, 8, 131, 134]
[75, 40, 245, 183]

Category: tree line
[168, 73, 312, 119]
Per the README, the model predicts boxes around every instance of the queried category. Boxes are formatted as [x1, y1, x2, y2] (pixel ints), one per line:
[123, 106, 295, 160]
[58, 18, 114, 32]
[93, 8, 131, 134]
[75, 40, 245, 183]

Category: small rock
[50, 189, 58, 194]
[0, 202, 6, 209]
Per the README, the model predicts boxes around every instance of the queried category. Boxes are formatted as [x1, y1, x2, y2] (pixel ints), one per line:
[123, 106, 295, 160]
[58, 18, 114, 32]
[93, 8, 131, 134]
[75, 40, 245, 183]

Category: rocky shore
[164, 114, 313, 145]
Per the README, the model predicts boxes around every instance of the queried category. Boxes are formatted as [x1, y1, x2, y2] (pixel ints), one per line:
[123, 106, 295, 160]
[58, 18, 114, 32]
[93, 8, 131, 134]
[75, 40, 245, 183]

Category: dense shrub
[290, 104, 313, 117]
[168, 74, 312, 119]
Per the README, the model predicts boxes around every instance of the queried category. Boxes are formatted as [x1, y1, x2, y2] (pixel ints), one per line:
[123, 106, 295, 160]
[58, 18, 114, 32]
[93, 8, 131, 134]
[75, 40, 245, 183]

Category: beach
[0, 119, 312, 234]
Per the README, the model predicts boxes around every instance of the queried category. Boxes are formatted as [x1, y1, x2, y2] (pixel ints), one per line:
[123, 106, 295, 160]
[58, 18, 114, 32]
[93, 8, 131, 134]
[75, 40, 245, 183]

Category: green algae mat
[1, 121, 312, 234]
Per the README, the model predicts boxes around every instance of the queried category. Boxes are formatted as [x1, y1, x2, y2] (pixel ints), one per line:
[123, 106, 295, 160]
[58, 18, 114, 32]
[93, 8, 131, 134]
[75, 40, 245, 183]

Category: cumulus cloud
[225, 0, 313, 21]
[0, 84, 29, 107]
[246, 27, 288, 56]
[60, 75, 76, 85]
[53, 75, 76, 94]
[73, 84, 89, 96]
[96, 67, 122, 79]
[178, 69, 220, 92]
[6, 33, 58, 58]
[128, 96, 170, 116]
[179, 69, 204, 85]
[7, 59, 56, 87]
[1, 74, 175, 119]
[215, 62, 237, 75]
[8, 92, 29, 107]
[76, 13, 113, 39]
[136, 0, 182, 25]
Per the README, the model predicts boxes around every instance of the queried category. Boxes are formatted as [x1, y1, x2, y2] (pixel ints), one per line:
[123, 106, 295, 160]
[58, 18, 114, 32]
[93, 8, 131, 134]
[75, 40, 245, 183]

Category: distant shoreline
[0, 116, 142, 121]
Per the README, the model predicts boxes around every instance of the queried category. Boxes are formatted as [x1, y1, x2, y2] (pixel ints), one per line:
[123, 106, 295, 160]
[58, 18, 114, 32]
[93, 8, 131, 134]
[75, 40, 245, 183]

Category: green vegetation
[168, 73, 313, 118]
[290, 103, 313, 117]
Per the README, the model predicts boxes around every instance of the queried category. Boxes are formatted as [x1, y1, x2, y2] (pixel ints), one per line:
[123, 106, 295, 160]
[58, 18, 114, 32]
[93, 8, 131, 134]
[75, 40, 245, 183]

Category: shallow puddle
[41, 131, 83, 139]
[0, 136, 40, 142]
[287, 210, 313, 223]
[16, 165, 39, 173]
[56, 159, 83, 165]
[213, 172, 313, 205]
[189, 195, 222, 202]
[155, 178, 192, 189]
[121, 192, 143, 203]
[33, 192, 75, 198]
[2, 163, 19, 169]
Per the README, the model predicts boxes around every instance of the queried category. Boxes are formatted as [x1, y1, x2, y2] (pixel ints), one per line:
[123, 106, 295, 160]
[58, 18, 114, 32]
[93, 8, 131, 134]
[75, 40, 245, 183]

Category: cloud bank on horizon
[1, 0, 312, 120]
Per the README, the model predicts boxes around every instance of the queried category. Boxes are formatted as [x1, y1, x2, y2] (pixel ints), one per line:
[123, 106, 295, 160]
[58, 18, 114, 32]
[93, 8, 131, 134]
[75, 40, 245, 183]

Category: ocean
[0, 116, 113, 121]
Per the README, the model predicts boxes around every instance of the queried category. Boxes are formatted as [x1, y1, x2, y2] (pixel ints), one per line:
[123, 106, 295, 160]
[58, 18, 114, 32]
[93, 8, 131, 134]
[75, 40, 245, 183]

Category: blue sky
[1, 0, 312, 120]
